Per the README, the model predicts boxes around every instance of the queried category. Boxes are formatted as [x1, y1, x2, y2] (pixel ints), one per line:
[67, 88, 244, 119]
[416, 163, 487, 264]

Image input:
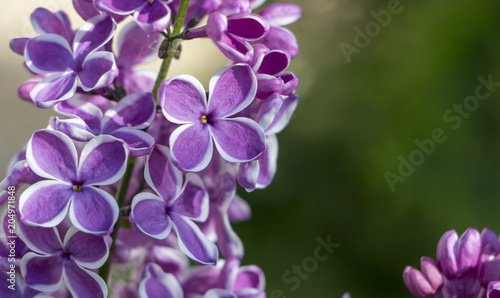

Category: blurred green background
[2, 0, 500, 297]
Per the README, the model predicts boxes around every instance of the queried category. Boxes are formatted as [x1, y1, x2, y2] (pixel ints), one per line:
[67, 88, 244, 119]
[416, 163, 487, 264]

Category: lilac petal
[170, 123, 213, 172]
[228, 195, 252, 222]
[78, 135, 128, 186]
[437, 230, 459, 278]
[17, 222, 62, 255]
[21, 253, 63, 293]
[79, 51, 118, 91]
[215, 209, 244, 259]
[30, 73, 78, 108]
[73, 0, 101, 20]
[119, 69, 157, 94]
[26, 130, 78, 182]
[216, 0, 251, 15]
[111, 127, 155, 157]
[131, 193, 172, 239]
[25, 34, 74, 74]
[9, 38, 29, 55]
[258, 27, 299, 58]
[227, 14, 269, 41]
[259, 3, 301, 27]
[55, 11, 74, 41]
[280, 72, 299, 95]
[95, 0, 144, 14]
[139, 263, 184, 298]
[211, 118, 266, 163]
[207, 13, 228, 42]
[256, 75, 283, 99]
[69, 186, 119, 234]
[234, 289, 266, 298]
[256, 93, 284, 129]
[64, 227, 109, 269]
[257, 50, 289, 75]
[265, 93, 298, 134]
[456, 228, 481, 275]
[237, 161, 259, 192]
[55, 97, 104, 132]
[234, 265, 265, 291]
[144, 145, 183, 202]
[73, 15, 116, 63]
[204, 289, 237, 298]
[31, 8, 71, 39]
[488, 281, 500, 298]
[116, 21, 162, 68]
[256, 135, 278, 189]
[403, 266, 435, 297]
[55, 118, 96, 142]
[208, 64, 257, 118]
[102, 92, 156, 132]
[216, 34, 253, 63]
[160, 75, 207, 124]
[134, 1, 171, 32]
[63, 261, 107, 298]
[171, 213, 218, 265]
[172, 173, 209, 221]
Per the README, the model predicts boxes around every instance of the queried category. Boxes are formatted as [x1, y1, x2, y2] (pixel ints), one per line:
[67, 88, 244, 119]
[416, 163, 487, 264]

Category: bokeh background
[2, 0, 500, 297]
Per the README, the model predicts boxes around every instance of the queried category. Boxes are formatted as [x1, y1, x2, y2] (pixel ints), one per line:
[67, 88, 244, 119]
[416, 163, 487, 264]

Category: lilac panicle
[159, 63, 266, 172]
[19, 129, 128, 234]
[24, 15, 118, 108]
[130, 145, 219, 265]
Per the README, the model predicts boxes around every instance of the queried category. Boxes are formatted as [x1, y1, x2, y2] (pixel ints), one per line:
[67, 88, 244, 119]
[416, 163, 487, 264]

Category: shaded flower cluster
[1, 0, 301, 296]
[404, 228, 500, 298]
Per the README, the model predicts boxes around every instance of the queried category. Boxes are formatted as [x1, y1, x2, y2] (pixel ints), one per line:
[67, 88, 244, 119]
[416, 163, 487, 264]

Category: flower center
[201, 115, 208, 124]
[73, 185, 82, 192]
[146, 0, 155, 3]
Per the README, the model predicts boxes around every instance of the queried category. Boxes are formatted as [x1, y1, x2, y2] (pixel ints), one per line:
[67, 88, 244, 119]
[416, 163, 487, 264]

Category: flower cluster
[404, 228, 500, 298]
[1, 0, 301, 296]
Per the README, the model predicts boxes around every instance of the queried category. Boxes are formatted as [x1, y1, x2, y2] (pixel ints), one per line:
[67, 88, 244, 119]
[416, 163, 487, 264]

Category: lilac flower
[55, 92, 156, 157]
[251, 44, 298, 99]
[18, 225, 109, 297]
[24, 15, 118, 108]
[95, 0, 174, 32]
[254, 3, 301, 58]
[130, 145, 218, 265]
[139, 263, 184, 298]
[187, 12, 269, 62]
[114, 21, 162, 94]
[237, 93, 298, 191]
[9, 8, 74, 56]
[403, 257, 443, 297]
[19, 129, 128, 234]
[159, 64, 266, 172]
[184, 258, 265, 297]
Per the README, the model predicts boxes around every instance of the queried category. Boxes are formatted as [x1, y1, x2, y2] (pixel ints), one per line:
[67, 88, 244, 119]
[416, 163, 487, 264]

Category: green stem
[98, 0, 192, 286]
[153, 0, 192, 102]
[98, 157, 136, 281]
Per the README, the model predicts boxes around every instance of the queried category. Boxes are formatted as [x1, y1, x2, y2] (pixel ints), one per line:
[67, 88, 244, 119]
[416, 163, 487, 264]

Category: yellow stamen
[201, 115, 208, 124]
[73, 185, 82, 192]
[146, 0, 155, 3]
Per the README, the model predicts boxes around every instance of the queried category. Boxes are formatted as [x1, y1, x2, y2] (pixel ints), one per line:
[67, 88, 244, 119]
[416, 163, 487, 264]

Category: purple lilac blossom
[95, 0, 174, 32]
[130, 145, 219, 265]
[24, 15, 118, 108]
[18, 224, 109, 297]
[159, 64, 266, 172]
[19, 129, 128, 234]
[54, 92, 156, 157]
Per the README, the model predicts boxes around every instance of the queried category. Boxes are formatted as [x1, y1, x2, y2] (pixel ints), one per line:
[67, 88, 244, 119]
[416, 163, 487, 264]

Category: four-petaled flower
[159, 64, 266, 172]
[20, 129, 128, 234]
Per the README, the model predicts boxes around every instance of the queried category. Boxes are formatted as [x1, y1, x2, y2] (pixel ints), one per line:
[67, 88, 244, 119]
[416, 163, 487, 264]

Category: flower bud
[403, 257, 443, 297]
[437, 228, 481, 278]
